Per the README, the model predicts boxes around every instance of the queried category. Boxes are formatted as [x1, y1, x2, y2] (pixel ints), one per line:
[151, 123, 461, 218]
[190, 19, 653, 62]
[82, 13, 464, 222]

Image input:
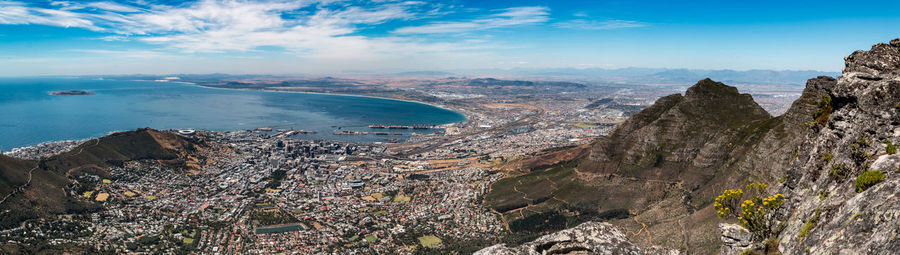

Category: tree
[714, 182, 785, 241]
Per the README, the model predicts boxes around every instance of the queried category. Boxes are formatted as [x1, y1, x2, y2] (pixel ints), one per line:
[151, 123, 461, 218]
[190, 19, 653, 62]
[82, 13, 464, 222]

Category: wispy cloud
[3, 1, 649, 74]
[555, 19, 647, 30]
[85, 2, 142, 13]
[392, 6, 550, 34]
[0, 1, 102, 30]
[0, 0, 483, 57]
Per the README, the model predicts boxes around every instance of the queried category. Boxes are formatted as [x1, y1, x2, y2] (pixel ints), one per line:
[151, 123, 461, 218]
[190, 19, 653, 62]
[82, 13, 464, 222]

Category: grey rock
[719, 224, 753, 255]
[842, 39, 900, 77]
[771, 38, 900, 255]
[871, 154, 900, 171]
[475, 222, 679, 255]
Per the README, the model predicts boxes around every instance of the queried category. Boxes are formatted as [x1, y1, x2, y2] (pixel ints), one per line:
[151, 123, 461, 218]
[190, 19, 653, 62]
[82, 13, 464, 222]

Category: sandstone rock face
[475, 222, 679, 255]
[719, 224, 753, 255]
[770, 38, 900, 255]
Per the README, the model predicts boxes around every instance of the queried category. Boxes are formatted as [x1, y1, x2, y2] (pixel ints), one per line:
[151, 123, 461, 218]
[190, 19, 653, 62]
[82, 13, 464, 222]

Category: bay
[0, 77, 466, 150]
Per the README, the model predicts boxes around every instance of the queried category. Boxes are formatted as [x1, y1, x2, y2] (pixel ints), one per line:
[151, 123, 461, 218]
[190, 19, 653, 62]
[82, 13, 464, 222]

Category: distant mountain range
[80, 67, 837, 88]
[432, 67, 839, 86]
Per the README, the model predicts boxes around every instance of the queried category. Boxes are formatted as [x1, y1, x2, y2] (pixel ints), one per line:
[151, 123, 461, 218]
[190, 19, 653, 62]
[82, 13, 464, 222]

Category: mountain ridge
[0, 128, 201, 228]
[485, 76, 780, 254]
[482, 38, 900, 254]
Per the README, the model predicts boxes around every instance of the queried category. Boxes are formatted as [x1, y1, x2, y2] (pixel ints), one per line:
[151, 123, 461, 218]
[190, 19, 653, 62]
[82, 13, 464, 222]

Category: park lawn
[95, 193, 110, 202]
[418, 235, 441, 248]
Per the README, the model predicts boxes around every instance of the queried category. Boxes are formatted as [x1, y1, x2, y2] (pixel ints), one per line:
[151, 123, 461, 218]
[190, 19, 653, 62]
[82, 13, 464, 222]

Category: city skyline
[1, 0, 898, 76]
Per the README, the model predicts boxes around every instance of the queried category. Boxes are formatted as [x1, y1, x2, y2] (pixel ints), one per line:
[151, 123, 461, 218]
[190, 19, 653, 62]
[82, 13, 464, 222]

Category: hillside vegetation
[0, 129, 201, 228]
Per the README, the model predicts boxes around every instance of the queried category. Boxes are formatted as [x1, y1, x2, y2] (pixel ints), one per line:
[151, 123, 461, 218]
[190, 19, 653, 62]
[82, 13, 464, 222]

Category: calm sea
[0, 77, 466, 150]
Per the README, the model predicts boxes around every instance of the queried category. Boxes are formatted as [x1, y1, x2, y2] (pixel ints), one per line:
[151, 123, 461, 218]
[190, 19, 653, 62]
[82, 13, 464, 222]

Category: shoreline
[3, 78, 471, 153]
[146, 79, 471, 122]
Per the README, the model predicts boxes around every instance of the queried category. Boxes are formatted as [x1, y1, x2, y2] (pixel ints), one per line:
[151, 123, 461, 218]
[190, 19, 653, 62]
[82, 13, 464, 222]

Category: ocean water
[0, 78, 466, 150]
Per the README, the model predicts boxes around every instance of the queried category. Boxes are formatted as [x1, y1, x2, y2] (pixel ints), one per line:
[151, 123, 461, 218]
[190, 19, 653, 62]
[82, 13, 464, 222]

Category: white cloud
[0, 1, 101, 30]
[0, 1, 552, 74]
[392, 6, 550, 34]
[86, 2, 142, 13]
[0, 1, 460, 53]
[555, 19, 647, 30]
[118, 0, 451, 57]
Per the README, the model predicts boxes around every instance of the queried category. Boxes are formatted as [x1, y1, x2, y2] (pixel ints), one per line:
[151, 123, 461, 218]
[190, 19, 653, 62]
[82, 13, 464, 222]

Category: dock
[368, 124, 435, 129]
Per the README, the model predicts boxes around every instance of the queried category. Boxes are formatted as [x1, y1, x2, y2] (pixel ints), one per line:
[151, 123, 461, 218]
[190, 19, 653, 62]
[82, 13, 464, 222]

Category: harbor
[368, 124, 434, 129]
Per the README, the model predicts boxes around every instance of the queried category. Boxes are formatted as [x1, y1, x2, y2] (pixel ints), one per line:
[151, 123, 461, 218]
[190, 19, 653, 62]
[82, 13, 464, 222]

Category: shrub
[823, 152, 833, 163]
[855, 170, 885, 192]
[887, 141, 897, 155]
[818, 190, 828, 200]
[860, 136, 870, 147]
[797, 209, 821, 241]
[715, 182, 786, 241]
[811, 96, 833, 127]
[829, 164, 847, 180]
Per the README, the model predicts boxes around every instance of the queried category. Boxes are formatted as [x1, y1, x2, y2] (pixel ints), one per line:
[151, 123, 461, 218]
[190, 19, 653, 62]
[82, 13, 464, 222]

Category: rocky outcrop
[714, 38, 900, 255]
[475, 222, 679, 255]
[719, 224, 752, 255]
[769, 38, 900, 255]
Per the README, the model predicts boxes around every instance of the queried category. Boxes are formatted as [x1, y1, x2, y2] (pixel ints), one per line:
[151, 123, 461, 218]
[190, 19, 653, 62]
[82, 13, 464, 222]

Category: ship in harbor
[368, 124, 434, 129]
[334, 130, 369, 135]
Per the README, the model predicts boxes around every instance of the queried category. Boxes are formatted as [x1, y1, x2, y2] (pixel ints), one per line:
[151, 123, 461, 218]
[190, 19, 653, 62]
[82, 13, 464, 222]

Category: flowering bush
[715, 182, 786, 241]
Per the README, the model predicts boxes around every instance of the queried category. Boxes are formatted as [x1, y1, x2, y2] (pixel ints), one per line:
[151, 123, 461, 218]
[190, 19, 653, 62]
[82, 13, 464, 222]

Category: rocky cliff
[765, 38, 900, 254]
[482, 38, 900, 254]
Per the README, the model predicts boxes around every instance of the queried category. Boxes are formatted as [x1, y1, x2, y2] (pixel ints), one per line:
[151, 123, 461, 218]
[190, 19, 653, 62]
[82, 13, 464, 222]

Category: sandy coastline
[157, 80, 471, 122]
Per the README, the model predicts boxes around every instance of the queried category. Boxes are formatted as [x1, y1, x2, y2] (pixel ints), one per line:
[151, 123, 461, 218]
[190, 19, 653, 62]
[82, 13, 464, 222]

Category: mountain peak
[843, 37, 900, 76]
[684, 78, 741, 99]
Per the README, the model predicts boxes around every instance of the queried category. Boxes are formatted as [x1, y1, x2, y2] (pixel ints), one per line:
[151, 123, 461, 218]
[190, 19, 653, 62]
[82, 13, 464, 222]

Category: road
[0, 138, 99, 207]
[0, 161, 40, 206]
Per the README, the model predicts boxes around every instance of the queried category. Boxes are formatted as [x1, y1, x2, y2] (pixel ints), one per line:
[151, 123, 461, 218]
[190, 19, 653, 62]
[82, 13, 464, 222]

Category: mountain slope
[0, 128, 201, 228]
[0, 156, 32, 197]
[485, 78, 782, 253]
[483, 38, 900, 254]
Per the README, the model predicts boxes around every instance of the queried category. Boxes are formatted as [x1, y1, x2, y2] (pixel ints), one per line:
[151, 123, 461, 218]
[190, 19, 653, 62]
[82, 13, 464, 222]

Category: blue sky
[0, 0, 898, 76]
